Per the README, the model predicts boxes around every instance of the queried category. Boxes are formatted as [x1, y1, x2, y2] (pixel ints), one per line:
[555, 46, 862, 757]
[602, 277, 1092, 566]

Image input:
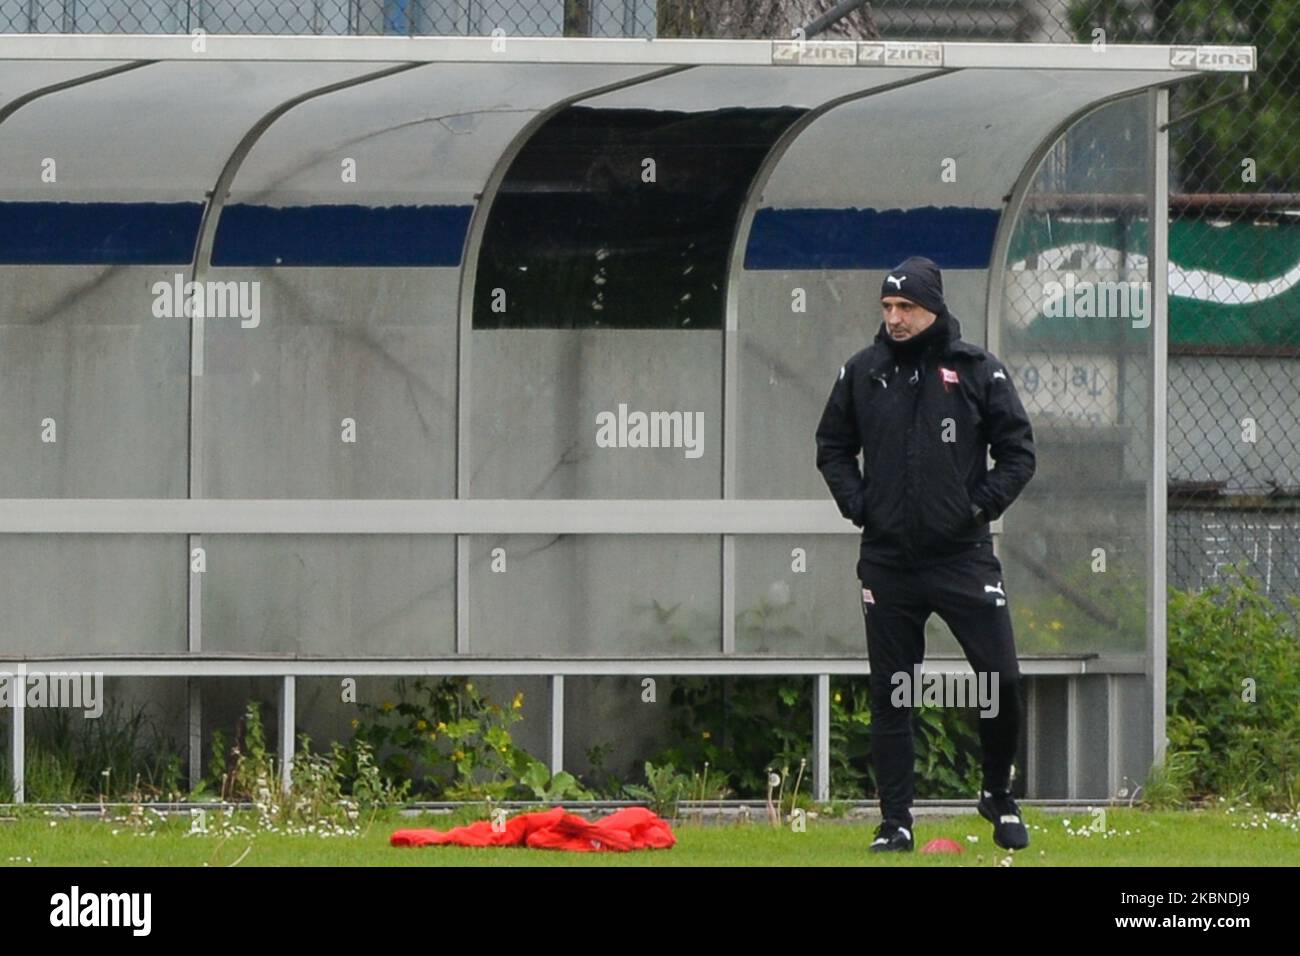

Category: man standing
[815, 256, 1037, 853]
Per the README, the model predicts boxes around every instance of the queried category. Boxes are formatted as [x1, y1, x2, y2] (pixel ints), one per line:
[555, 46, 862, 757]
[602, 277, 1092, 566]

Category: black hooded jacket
[815, 308, 1036, 569]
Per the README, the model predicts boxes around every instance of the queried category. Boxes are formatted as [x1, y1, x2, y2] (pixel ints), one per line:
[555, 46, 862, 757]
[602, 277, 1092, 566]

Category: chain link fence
[1052, 2, 1298, 607]
[0, 2, 655, 37]
[6, 0, 1296, 604]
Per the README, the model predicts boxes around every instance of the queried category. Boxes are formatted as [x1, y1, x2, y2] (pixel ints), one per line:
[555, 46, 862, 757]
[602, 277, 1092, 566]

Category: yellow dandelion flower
[416, 719, 428, 730]
[381, 701, 394, 713]
[1049, 620, 1064, 632]
[512, 692, 524, 710]
[834, 692, 842, 704]
[436, 721, 447, 732]
[350, 718, 359, 729]
[702, 731, 711, 740]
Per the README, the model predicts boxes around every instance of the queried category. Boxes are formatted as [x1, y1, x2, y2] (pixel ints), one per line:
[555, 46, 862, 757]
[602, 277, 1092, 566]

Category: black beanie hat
[880, 256, 945, 316]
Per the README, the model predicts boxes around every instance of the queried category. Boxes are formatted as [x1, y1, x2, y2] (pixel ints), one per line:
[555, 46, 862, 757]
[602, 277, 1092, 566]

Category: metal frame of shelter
[0, 35, 1255, 803]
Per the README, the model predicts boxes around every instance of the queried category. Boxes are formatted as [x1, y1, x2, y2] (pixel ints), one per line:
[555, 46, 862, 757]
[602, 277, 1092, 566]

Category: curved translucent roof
[0, 37, 1247, 268]
[0, 60, 135, 111]
[760, 68, 1179, 213]
[0, 60, 385, 202]
[577, 63, 936, 111]
[0, 60, 390, 263]
[745, 68, 1181, 274]
[222, 62, 667, 208]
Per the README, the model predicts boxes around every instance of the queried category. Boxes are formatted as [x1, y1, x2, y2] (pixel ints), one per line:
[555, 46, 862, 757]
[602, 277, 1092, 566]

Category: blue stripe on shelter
[211, 204, 473, 267]
[744, 206, 1001, 270]
[0, 201, 202, 265]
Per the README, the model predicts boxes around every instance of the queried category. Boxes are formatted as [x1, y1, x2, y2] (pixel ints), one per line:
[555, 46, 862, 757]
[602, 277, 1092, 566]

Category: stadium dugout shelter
[0, 34, 1254, 803]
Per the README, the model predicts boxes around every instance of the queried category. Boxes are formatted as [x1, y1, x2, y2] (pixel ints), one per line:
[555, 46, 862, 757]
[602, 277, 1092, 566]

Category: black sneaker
[978, 789, 1029, 850]
[868, 819, 915, 853]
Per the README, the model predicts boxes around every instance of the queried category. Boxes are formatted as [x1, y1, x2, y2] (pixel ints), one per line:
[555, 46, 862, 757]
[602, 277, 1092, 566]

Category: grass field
[0, 805, 1296, 866]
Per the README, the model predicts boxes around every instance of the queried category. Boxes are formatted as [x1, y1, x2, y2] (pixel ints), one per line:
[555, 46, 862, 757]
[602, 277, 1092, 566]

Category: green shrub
[201, 701, 409, 832]
[348, 676, 591, 803]
[1163, 563, 1300, 810]
[623, 761, 693, 820]
[0, 702, 184, 803]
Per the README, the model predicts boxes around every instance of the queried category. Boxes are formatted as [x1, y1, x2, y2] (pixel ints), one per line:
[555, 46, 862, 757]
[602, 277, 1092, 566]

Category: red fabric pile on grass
[391, 806, 675, 852]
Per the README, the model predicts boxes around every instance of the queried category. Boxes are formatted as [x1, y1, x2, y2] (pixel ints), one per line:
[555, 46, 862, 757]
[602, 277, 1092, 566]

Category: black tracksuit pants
[858, 540, 1023, 828]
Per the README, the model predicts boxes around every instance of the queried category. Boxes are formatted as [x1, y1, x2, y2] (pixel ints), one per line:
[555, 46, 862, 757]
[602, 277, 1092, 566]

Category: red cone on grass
[920, 837, 964, 855]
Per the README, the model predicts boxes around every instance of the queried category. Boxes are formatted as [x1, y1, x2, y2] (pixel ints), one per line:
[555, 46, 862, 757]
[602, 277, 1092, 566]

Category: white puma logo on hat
[886, 275, 906, 289]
